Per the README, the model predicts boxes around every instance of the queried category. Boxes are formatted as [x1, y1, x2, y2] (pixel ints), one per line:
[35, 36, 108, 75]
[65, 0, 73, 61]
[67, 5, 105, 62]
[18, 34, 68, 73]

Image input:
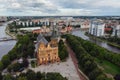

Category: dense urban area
[0, 16, 120, 80]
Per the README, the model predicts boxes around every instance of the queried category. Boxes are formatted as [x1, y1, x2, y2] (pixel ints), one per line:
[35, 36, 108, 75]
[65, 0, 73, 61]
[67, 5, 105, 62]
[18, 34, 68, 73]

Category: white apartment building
[80, 21, 90, 29]
[112, 24, 120, 37]
[89, 21, 105, 37]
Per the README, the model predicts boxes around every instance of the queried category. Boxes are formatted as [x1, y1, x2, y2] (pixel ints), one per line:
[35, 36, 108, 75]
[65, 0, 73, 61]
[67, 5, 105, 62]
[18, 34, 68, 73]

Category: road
[65, 42, 89, 80]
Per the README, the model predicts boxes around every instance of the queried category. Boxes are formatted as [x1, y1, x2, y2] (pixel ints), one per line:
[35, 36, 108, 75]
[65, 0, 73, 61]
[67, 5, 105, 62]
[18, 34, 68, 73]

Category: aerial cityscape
[0, 0, 120, 80]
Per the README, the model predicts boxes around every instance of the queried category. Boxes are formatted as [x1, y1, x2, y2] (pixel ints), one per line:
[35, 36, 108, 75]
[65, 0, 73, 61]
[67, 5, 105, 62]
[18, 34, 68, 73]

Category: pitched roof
[36, 34, 48, 52]
[37, 34, 48, 45]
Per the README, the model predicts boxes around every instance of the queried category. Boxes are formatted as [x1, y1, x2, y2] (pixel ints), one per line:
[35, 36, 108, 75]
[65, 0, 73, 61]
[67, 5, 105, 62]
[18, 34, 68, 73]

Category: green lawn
[31, 60, 37, 68]
[95, 58, 120, 76]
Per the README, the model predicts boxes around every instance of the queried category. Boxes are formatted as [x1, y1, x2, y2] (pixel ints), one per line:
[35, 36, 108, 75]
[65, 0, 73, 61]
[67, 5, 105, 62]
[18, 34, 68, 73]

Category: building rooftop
[37, 34, 48, 45]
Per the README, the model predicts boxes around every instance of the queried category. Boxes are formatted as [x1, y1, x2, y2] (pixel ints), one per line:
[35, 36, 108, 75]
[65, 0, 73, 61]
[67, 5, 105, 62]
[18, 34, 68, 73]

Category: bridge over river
[0, 37, 16, 42]
[0, 22, 16, 60]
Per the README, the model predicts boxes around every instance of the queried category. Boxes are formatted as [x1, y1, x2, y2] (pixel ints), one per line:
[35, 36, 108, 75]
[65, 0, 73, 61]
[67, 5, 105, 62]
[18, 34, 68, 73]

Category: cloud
[58, 8, 94, 16]
[91, 0, 120, 8]
[0, 0, 120, 16]
[11, 2, 21, 8]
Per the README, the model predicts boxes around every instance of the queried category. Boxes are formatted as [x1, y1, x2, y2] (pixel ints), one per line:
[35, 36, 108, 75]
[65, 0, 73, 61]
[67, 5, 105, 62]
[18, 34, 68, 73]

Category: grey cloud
[0, 0, 120, 16]
[4, 0, 59, 14]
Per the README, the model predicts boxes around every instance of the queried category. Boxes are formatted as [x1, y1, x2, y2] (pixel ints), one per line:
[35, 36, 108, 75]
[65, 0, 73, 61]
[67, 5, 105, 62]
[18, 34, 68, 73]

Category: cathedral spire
[51, 22, 59, 39]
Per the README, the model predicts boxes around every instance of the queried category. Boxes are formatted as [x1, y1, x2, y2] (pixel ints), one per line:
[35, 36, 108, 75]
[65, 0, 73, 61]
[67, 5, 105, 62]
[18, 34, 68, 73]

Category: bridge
[0, 37, 16, 42]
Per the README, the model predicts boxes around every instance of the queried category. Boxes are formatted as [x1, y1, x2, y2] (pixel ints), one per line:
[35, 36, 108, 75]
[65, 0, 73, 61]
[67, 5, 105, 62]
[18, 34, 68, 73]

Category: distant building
[89, 21, 105, 36]
[112, 24, 120, 37]
[60, 26, 72, 34]
[0, 16, 7, 22]
[32, 26, 50, 34]
[19, 27, 41, 31]
[32, 29, 42, 34]
[80, 20, 90, 29]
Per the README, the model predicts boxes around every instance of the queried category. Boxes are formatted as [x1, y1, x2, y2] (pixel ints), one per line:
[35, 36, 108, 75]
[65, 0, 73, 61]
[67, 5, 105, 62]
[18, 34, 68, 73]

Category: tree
[26, 69, 36, 80]
[22, 59, 29, 68]
[96, 74, 108, 80]
[58, 40, 68, 60]
[0, 72, 3, 80]
[8, 63, 22, 72]
[1, 55, 11, 68]
[3, 74, 15, 80]
[36, 72, 43, 80]
[19, 73, 26, 77]
[46, 73, 67, 80]
[17, 70, 67, 80]
[8, 49, 17, 61]
[17, 77, 27, 80]
[0, 61, 4, 71]
[65, 34, 108, 80]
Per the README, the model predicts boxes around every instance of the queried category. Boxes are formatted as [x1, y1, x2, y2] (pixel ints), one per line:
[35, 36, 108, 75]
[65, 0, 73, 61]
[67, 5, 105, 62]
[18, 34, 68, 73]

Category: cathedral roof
[36, 34, 48, 53]
[37, 34, 48, 45]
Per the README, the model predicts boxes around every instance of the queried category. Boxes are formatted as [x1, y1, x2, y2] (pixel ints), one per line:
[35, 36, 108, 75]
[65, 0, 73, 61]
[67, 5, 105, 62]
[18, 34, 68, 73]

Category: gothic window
[48, 54, 50, 57]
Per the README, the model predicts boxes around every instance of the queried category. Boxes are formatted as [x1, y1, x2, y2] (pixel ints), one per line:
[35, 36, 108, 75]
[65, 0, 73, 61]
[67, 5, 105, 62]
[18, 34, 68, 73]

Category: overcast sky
[0, 0, 120, 16]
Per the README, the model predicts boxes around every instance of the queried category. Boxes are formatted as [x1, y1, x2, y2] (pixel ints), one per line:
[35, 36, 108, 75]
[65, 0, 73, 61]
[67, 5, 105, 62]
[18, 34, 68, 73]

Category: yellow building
[37, 34, 60, 65]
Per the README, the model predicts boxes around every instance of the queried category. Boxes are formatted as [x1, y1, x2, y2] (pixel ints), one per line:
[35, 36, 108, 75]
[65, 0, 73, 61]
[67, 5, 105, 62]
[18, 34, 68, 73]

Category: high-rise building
[89, 21, 105, 36]
[112, 24, 120, 37]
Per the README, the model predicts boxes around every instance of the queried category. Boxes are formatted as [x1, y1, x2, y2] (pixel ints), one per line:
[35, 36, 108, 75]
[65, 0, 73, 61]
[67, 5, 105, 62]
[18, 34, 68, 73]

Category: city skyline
[0, 0, 120, 16]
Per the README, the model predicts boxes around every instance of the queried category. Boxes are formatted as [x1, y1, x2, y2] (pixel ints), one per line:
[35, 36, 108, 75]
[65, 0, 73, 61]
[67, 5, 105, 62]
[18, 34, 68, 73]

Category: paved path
[27, 55, 80, 80]
[65, 42, 89, 80]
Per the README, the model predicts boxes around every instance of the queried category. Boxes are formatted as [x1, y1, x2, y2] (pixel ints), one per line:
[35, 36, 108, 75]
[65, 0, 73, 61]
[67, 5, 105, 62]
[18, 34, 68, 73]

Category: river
[0, 22, 16, 60]
[72, 30, 120, 54]
[0, 25, 119, 60]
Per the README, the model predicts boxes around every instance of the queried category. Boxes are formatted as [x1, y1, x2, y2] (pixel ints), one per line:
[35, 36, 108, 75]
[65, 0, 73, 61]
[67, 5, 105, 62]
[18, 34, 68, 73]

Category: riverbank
[85, 33, 120, 50]
[66, 34, 120, 79]
[5, 25, 16, 39]
[0, 22, 17, 60]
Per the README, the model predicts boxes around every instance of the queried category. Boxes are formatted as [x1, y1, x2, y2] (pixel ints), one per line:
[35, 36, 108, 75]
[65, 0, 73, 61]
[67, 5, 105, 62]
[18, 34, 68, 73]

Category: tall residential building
[112, 24, 120, 37]
[89, 21, 105, 37]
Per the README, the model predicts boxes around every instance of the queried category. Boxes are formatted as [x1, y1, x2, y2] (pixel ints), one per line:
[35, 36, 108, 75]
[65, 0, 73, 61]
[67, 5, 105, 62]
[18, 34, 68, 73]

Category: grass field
[95, 58, 120, 76]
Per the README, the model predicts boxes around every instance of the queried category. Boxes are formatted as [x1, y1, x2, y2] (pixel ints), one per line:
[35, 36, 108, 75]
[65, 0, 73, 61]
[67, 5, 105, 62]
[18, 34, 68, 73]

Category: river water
[0, 22, 16, 60]
[72, 31, 120, 54]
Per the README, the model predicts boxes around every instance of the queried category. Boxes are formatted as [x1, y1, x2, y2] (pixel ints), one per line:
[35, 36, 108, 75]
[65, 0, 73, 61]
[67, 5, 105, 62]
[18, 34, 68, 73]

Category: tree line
[106, 37, 120, 46]
[64, 34, 111, 80]
[0, 69, 67, 80]
[75, 36, 120, 67]
[0, 33, 37, 72]
[58, 39, 68, 61]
